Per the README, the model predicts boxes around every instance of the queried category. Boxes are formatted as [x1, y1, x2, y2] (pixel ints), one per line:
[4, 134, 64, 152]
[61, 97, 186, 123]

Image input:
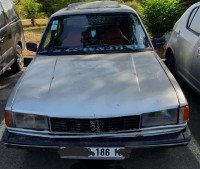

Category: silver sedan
[165, 2, 200, 93]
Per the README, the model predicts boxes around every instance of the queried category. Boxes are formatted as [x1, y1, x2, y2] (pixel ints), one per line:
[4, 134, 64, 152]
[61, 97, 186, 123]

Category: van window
[0, 6, 6, 28]
[1, 0, 17, 21]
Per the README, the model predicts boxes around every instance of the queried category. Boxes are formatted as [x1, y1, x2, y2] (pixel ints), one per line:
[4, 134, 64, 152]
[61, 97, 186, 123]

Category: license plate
[58, 147, 125, 159]
[88, 147, 124, 159]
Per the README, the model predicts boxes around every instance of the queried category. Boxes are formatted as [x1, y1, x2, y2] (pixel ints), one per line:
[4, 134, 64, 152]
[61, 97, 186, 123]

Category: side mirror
[26, 42, 37, 52]
[152, 38, 166, 48]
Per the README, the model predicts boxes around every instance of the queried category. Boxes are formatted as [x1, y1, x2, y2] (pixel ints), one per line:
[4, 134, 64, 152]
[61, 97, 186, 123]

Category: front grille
[50, 115, 140, 133]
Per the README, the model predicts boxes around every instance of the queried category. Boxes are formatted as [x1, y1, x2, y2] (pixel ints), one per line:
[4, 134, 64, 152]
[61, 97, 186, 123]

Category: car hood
[11, 51, 179, 118]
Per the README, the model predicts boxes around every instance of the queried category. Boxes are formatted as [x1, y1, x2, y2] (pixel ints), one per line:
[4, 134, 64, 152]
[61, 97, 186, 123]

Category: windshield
[38, 14, 151, 54]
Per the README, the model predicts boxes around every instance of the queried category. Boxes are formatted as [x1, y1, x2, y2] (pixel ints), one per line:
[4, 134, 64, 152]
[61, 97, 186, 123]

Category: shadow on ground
[175, 75, 200, 145]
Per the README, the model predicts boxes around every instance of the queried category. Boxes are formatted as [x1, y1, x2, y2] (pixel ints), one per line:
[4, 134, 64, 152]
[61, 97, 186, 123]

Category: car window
[188, 7, 198, 26]
[39, 14, 151, 55]
[0, 5, 6, 28]
[1, 0, 17, 21]
[188, 7, 200, 34]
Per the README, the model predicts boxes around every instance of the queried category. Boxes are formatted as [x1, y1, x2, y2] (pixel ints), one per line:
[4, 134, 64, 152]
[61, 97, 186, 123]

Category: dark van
[0, 0, 25, 75]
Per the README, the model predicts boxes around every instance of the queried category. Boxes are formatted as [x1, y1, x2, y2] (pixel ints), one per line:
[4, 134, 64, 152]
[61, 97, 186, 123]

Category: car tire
[11, 45, 24, 72]
[165, 51, 176, 75]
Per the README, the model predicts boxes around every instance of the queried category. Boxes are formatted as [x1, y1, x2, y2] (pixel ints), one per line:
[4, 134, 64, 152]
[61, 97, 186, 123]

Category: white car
[165, 2, 200, 93]
[3, 1, 190, 160]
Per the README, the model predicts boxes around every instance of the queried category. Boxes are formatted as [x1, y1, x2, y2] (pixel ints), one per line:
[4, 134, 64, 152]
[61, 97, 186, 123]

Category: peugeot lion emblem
[90, 120, 100, 132]
[91, 29, 96, 37]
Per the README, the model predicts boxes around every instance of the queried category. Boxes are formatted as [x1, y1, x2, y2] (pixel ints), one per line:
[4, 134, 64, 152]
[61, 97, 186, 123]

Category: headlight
[14, 113, 49, 130]
[141, 109, 177, 128]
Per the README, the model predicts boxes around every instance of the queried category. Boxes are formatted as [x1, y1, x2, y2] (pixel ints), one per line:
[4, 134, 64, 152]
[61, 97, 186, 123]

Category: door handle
[0, 37, 4, 43]
[177, 30, 181, 38]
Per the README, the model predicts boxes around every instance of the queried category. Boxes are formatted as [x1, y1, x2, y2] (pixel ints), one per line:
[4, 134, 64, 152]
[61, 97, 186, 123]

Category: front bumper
[3, 127, 191, 159]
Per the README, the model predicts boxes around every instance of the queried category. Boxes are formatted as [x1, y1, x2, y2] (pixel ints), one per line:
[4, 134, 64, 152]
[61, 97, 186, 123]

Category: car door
[0, 4, 7, 71]
[191, 38, 200, 88]
[0, 0, 15, 67]
[189, 8, 200, 88]
[174, 7, 200, 80]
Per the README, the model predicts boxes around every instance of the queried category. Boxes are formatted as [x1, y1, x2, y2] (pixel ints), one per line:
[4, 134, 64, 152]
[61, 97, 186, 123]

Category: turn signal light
[179, 106, 189, 123]
[5, 110, 11, 127]
[183, 106, 189, 122]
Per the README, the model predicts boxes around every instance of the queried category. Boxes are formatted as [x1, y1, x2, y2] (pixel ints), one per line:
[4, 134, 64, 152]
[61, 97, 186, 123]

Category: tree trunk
[31, 19, 35, 26]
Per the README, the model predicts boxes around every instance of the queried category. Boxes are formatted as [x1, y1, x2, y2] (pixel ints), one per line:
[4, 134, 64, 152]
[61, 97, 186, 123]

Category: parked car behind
[0, 0, 25, 76]
[165, 2, 200, 93]
[3, 1, 190, 160]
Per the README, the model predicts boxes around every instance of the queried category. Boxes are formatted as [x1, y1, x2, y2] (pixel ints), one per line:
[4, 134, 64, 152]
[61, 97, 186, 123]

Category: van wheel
[11, 45, 24, 72]
[166, 51, 176, 75]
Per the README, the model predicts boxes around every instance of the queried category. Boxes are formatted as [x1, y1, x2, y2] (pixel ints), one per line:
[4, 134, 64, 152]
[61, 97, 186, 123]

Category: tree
[141, 0, 186, 37]
[36, 0, 84, 17]
[21, 0, 40, 26]
[122, 1, 142, 14]
[36, 0, 99, 17]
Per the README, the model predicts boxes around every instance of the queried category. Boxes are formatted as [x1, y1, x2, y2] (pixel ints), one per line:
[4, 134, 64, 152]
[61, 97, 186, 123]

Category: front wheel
[165, 51, 176, 75]
[11, 45, 24, 73]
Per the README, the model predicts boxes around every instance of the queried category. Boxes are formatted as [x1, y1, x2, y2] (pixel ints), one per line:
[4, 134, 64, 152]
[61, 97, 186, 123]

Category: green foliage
[36, 0, 99, 17]
[20, 0, 40, 19]
[116, 0, 124, 3]
[36, 0, 143, 17]
[123, 1, 142, 14]
[141, 0, 186, 37]
[36, 0, 143, 18]
[15, 3, 23, 17]
[36, 0, 67, 17]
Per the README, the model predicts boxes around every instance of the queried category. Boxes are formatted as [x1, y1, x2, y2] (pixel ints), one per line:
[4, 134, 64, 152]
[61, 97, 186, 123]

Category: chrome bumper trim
[7, 123, 187, 138]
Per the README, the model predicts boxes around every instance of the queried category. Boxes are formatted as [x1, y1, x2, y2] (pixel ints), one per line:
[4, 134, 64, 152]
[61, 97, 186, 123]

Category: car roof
[50, 1, 137, 18]
[176, 1, 200, 26]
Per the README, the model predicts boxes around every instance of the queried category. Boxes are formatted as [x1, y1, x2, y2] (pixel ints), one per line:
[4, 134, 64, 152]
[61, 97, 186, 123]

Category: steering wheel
[102, 36, 131, 45]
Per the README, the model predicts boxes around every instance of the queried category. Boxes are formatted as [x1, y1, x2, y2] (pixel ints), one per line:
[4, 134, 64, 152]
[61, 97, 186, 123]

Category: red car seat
[101, 28, 128, 45]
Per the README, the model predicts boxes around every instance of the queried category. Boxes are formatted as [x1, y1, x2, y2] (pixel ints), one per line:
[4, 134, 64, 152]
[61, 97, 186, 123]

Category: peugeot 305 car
[3, 1, 190, 160]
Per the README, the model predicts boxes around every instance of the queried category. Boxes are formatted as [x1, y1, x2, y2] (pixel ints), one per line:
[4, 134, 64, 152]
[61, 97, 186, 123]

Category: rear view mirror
[152, 38, 166, 48]
[26, 42, 37, 52]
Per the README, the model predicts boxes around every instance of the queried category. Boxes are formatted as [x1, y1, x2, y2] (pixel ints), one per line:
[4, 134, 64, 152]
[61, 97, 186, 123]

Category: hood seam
[48, 56, 59, 95]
